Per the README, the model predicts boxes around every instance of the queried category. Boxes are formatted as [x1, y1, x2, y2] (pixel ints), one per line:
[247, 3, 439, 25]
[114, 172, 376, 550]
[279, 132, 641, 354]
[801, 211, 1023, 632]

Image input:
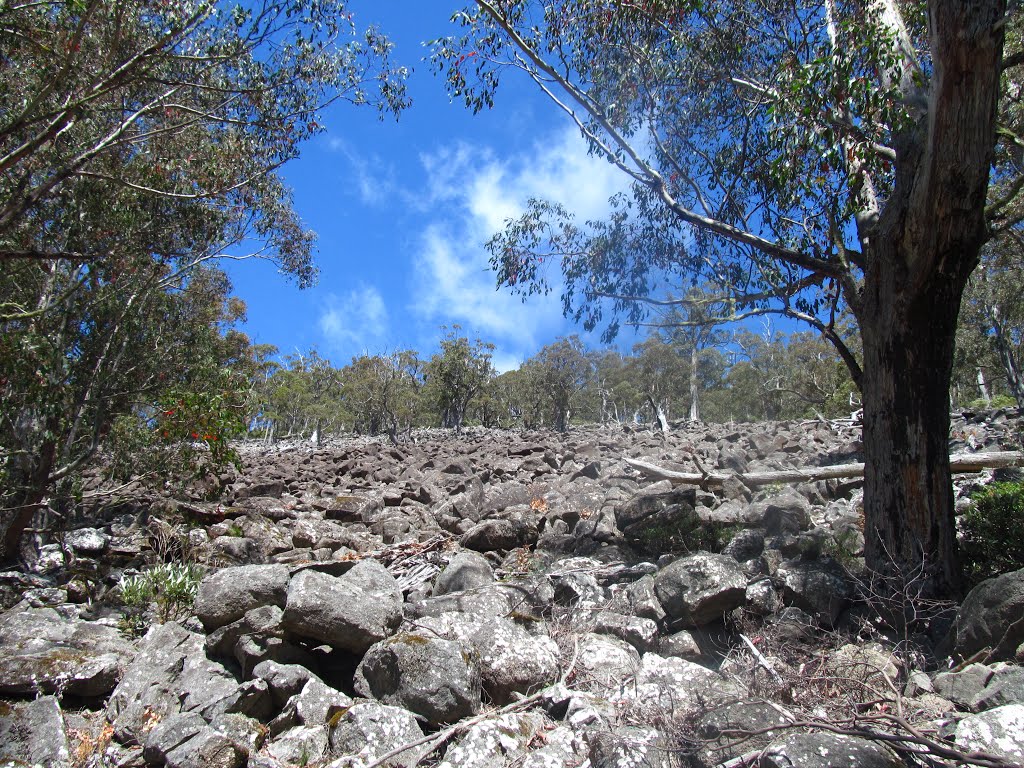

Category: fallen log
[624, 451, 1024, 488]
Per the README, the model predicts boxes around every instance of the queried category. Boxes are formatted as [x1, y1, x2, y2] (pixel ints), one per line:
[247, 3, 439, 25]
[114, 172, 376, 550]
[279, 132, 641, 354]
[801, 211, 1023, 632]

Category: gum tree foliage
[532, 335, 592, 432]
[424, 326, 496, 431]
[434, 0, 1016, 595]
[0, 0, 408, 561]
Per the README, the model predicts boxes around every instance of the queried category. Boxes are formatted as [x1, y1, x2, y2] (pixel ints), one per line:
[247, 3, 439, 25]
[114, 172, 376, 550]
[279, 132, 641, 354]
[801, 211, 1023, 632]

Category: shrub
[961, 481, 1024, 588]
[117, 562, 203, 637]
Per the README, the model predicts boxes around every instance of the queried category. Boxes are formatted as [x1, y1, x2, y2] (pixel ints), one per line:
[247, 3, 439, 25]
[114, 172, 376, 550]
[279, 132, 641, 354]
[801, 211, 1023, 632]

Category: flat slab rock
[0, 606, 134, 697]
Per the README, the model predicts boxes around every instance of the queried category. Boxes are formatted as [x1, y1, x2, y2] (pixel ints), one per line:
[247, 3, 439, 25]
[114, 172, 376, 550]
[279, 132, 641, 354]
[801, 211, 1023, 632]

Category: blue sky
[225, 2, 639, 373]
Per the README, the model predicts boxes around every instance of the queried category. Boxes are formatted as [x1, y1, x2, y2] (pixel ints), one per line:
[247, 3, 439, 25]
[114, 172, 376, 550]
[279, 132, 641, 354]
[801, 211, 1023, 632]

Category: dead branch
[624, 451, 1024, 488]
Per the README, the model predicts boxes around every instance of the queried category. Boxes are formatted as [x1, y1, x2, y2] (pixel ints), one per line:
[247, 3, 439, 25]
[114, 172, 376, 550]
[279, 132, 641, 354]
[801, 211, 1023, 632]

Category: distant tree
[628, 336, 687, 433]
[424, 326, 495, 432]
[341, 352, 423, 443]
[589, 349, 643, 425]
[955, 241, 1024, 408]
[531, 336, 591, 432]
[435, 0, 1014, 594]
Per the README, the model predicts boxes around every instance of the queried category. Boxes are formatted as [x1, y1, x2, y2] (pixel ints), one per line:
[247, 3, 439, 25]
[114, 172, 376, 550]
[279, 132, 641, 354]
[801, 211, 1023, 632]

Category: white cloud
[325, 136, 397, 206]
[319, 284, 390, 356]
[411, 125, 631, 363]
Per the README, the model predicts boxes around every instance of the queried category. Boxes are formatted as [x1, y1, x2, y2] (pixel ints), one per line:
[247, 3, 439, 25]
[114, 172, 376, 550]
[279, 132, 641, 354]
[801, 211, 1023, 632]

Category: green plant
[117, 562, 203, 637]
[961, 481, 1024, 587]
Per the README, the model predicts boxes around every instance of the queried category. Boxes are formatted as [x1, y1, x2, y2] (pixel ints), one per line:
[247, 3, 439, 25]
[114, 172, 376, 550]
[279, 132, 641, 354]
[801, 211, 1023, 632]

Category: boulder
[777, 558, 852, 626]
[760, 732, 902, 767]
[282, 560, 402, 653]
[436, 712, 545, 768]
[619, 653, 744, 715]
[955, 704, 1024, 762]
[354, 631, 483, 726]
[742, 488, 812, 534]
[586, 727, 672, 768]
[195, 564, 290, 632]
[413, 613, 560, 703]
[575, 633, 641, 697]
[433, 551, 494, 596]
[105, 622, 240, 744]
[950, 568, 1024, 662]
[653, 552, 747, 627]
[932, 663, 993, 710]
[0, 696, 71, 768]
[970, 665, 1024, 712]
[0, 606, 134, 697]
[327, 701, 427, 768]
[64, 527, 111, 554]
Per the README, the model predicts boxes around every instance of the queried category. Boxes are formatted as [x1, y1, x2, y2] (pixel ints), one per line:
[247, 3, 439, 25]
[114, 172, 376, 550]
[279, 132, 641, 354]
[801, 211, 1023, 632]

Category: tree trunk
[859, 284, 966, 596]
[976, 368, 991, 405]
[689, 344, 700, 422]
[852, 0, 1004, 598]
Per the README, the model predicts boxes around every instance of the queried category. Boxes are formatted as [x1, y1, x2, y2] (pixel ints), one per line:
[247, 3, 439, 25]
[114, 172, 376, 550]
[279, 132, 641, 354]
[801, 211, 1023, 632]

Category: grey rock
[195, 564, 289, 631]
[587, 727, 671, 768]
[745, 578, 781, 616]
[327, 701, 427, 768]
[592, 611, 660, 652]
[282, 561, 402, 653]
[460, 519, 521, 551]
[0, 606, 134, 696]
[354, 631, 482, 726]
[615, 488, 697, 531]
[265, 725, 328, 766]
[742, 488, 812, 534]
[760, 732, 902, 767]
[64, 527, 111, 554]
[722, 527, 765, 561]
[143, 711, 207, 765]
[518, 726, 585, 768]
[413, 613, 559, 704]
[693, 701, 791, 767]
[210, 536, 266, 565]
[777, 558, 852, 626]
[575, 633, 641, 696]
[206, 603, 284, 658]
[252, 661, 320, 708]
[622, 574, 667, 623]
[951, 568, 1024, 662]
[0, 696, 71, 768]
[955, 704, 1024, 762]
[933, 663, 994, 709]
[620, 653, 744, 715]
[433, 551, 494, 596]
[658, 630, 703, 660]
[105, 622, 239, 745]
[971, 665, 1024, 712]
[653, 552, 747, 627]
[436, 712, 545, 768]
[210, 713, 266, 759]
[164, 727, 245, 768]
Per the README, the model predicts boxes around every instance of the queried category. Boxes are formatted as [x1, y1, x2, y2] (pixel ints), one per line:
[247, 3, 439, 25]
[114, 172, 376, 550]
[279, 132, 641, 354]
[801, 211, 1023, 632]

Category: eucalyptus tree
[0, 0, 408, 561]
[531, 336, 592, 431]
[424, 326, 496, 431]
[628, 336, 688, 432]
[434, 0, 1015, 594]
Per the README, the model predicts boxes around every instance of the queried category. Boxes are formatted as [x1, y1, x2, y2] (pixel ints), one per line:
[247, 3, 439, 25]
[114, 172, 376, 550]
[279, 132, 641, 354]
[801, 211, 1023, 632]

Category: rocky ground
[2, 411, 1024, 768]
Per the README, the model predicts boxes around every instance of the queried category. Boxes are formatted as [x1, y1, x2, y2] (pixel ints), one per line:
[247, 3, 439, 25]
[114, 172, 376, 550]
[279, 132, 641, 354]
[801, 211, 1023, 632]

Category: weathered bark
[852, 0, 1005, 597]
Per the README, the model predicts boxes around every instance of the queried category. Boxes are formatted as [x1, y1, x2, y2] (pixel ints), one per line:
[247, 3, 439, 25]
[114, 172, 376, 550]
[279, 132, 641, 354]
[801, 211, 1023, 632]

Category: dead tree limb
[624, 451, 1024, 488]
